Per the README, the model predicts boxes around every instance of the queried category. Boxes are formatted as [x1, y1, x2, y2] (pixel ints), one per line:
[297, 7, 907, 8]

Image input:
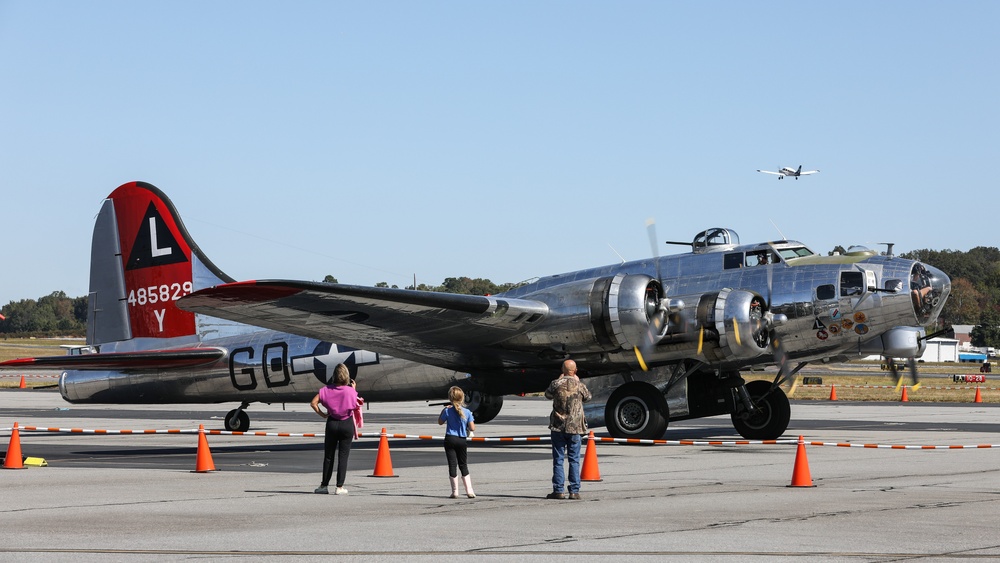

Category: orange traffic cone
[974, 386, 983, 403]
[18, 375, 26, 389]
[194, 424, 216, 472]
[829, 385, 837, 401]
[370, 427, 397, 477]
[900, 386, 909, 402]
[4, 422, 25, 469]
[580, 430, 602, 482]
[788, 435, 814, 488]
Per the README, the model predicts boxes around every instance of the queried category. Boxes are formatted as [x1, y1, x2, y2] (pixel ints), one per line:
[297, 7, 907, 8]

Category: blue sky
[1, 2, 997, 305]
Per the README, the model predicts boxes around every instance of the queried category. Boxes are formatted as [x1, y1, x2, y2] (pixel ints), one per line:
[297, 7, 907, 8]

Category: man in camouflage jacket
[544, 359, 592, 499]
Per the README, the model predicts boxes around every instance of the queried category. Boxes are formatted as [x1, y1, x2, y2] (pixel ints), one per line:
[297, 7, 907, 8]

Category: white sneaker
[335, 487, 349, 495]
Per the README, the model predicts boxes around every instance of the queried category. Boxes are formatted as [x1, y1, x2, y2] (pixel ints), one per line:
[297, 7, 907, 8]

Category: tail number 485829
[127, 282, 194, 307]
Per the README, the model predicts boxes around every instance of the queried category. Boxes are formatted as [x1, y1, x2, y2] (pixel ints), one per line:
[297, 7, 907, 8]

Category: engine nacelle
[513, 273, 660, 353]
[709, 288, 771, 361]
[514, 274, 770, 363]
[658, 288, 771, 362]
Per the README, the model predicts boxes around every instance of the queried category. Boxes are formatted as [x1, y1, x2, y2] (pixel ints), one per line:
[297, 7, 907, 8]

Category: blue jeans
[551, 431, 582, 494]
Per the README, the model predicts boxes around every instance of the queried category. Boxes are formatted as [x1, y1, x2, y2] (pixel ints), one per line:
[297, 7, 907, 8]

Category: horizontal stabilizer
[0, 347, 226, 371]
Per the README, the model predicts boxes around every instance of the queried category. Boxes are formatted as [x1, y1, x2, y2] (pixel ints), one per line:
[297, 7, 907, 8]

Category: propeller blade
[646, 218, 663, 283]
[635, 308, 666, 371]
[633, 346, 649, 372]
[774, 334, 796, 394]
[909, 359, 921, 391]
[766, 258, 774, 307]
[889, 359, 905, 392]
[634, 218, 668, 371]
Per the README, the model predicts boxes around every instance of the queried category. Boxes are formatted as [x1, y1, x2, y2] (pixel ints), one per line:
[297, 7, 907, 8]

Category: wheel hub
[743, 401, 772, 428]
[616, 398, 649, 433]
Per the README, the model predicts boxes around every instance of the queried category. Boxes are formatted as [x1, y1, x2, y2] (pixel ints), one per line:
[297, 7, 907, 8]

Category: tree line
[5, 247, 1000, 345]
[322, 275, 524, 295]
[0, 291, 88, 337]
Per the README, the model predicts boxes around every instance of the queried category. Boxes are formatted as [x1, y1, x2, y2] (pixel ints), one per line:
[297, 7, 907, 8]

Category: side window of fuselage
[840, 271, 864, 296]
[816, 284, 836, 300]
[884, 279, 903, 293]
[724, 253, 744, 269]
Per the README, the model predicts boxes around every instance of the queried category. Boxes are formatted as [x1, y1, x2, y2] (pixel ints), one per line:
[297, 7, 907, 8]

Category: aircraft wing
[179, 280, 550, 370]
[799, 170, 819, 175]
[756, 170, 782, 175]
[0, 348, 226, 371]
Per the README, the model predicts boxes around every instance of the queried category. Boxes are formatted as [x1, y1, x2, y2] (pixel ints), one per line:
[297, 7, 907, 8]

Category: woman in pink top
[310, 364, 360, 495]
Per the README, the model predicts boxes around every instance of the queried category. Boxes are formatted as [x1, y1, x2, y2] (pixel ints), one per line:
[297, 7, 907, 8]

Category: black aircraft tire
[731, 380, 790, 440]
[225, 409, 250, 432]
[604, 381, 668, 440]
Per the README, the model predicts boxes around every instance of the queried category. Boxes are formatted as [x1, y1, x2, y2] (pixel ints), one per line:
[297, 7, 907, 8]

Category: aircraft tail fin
[796, 165, 802, 174]
[88, 182, 236, 347]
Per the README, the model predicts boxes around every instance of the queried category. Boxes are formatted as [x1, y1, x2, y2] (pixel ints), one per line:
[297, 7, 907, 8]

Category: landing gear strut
[225, 402, 251, 432]
[731, 380, 790, 440]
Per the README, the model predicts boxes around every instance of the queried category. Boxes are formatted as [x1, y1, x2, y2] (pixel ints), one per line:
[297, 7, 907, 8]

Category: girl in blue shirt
[438, 386, 476, 498]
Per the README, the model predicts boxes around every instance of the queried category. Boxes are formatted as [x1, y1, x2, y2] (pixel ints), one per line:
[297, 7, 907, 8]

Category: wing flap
[0, 348, 226, 371]
[178, 280, 549, 368]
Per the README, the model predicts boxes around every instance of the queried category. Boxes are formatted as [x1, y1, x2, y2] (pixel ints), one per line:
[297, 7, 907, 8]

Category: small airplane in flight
[1, 182, 950, 440]
[757, 165, 819, 180]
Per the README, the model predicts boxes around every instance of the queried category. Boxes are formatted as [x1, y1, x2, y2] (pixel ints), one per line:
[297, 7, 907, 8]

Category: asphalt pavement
[2, 388, 1000, 561]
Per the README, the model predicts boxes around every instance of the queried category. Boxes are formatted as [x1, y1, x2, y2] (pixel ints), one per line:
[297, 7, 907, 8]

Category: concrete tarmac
[2, 389, 1000, 561]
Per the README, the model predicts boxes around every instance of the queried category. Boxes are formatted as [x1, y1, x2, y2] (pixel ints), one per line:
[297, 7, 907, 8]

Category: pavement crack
[0, 495, 256, 514]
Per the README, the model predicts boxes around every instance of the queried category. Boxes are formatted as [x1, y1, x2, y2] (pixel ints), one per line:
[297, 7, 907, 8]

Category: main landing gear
[601, 375, 791, 441]
[730, 380, 790, 440]
[225, 402, 251, 432]
[604, 381, 669, 440]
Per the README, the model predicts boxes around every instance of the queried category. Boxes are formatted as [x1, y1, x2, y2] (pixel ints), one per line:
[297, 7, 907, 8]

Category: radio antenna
[769, 218, 787, 241]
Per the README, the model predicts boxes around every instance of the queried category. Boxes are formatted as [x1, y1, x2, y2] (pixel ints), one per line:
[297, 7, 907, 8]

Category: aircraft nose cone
[911, 263, 951, 325]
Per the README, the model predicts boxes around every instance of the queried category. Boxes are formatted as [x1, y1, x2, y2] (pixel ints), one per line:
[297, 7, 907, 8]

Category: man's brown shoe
[546, 492, 567, 499]
[568, 493, 582, 500]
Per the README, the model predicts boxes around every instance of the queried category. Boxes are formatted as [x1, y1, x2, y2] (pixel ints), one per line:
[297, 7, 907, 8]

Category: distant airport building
[918, 338, 960, 363]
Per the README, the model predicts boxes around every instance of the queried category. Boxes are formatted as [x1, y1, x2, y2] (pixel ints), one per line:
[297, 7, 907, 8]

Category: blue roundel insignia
[854, 323, 869, 335]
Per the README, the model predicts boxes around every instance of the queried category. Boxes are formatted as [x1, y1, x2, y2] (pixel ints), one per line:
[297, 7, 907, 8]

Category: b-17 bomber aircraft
[2, 182, 950, 440]
[757, 165, 819, 179]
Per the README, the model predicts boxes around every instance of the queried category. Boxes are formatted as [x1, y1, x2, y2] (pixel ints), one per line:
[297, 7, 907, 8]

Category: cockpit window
[840, 271, 864, 296]
[778, 247, 815, 260]
[745, 249, 779, 267]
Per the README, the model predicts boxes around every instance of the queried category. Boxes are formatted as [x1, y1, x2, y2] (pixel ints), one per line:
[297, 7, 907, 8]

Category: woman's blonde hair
[448, 386, 466, 420]
[333, 364, 351, 386]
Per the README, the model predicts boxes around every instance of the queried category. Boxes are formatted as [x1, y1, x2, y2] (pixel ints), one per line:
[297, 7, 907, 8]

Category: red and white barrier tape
[6, 426, 1000, 449]
[803, 440, 1000, 450]
[799, 384, 998, 390]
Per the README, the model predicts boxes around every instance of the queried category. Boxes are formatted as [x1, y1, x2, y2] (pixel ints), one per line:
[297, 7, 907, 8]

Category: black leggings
[321, 417, 355, 487]
[444, 434, 469, 477]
